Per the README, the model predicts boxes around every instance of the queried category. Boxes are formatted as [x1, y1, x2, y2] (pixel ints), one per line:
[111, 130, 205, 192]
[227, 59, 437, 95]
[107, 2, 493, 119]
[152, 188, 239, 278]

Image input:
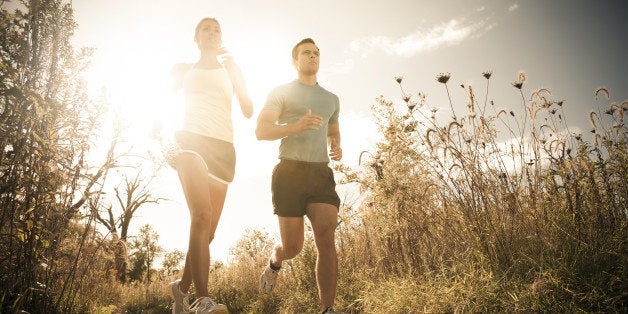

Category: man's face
[293, 42, 320, 76]
[195, 19, 222, 50]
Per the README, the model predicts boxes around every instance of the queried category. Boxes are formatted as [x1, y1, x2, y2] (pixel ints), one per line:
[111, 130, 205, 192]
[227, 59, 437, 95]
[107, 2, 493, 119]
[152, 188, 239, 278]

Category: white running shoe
[189, 296, 228, 314]
[259, 262, 280, 293]
[170, 279, 191, 314]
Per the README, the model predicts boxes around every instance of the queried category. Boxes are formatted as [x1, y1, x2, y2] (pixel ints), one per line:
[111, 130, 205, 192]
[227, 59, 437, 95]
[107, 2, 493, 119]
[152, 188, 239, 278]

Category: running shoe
[259, 262, 280, 293]
[189, 296, 228, 314]
[170, 279, 191, 314]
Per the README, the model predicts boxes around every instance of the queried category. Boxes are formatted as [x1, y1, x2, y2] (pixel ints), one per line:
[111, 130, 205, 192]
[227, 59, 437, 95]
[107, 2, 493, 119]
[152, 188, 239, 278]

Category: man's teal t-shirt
[263, 80, 340, 162]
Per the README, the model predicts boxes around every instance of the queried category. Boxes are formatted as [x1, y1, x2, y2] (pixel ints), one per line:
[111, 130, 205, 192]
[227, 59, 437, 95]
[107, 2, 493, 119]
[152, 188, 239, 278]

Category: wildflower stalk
[445, 83, 456, 120]
[482, 71, 492, 115]
[519, 88, 527, 136]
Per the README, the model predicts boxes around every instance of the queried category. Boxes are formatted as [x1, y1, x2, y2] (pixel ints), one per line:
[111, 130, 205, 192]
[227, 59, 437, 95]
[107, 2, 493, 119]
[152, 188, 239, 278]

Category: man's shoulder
[269, 81, 296, 94]
[316, 84, 339, 101]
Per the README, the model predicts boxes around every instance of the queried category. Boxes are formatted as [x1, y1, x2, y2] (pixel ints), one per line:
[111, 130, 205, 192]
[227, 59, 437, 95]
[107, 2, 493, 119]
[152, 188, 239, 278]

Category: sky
[10, 0, 628, 263]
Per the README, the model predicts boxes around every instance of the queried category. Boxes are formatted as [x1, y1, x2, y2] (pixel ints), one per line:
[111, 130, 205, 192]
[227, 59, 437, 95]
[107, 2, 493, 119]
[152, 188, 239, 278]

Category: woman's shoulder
[170, 63, 194, 77]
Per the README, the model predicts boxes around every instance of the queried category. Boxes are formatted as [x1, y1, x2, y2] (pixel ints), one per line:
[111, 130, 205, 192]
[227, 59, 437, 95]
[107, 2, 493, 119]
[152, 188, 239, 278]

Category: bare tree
[94, 170, 164, 282]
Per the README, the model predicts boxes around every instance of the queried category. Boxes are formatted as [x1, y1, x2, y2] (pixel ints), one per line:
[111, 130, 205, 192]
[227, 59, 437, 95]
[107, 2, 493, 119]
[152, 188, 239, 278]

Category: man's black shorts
[271, 159, 340, 217]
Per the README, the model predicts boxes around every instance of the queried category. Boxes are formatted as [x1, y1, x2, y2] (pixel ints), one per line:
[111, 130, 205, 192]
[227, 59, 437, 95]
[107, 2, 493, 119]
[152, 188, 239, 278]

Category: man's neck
[297, 74, 317, 86]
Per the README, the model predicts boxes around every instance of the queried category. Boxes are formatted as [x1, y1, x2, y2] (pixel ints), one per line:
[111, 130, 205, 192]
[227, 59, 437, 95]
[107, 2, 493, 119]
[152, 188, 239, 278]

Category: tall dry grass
[335, 72, 627, 312]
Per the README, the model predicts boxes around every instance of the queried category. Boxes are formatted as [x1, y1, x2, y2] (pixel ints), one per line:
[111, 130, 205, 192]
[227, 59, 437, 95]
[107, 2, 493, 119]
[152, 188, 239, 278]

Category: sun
[83, 41, 184, 148]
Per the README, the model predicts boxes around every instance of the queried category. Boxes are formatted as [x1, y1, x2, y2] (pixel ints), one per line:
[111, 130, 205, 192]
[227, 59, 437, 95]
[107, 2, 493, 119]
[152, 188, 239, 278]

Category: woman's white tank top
[182, 67, 234, 143]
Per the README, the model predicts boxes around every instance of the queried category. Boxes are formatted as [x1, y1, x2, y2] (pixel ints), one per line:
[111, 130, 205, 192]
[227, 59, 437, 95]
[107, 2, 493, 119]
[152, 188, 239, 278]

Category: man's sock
[269, 259, 281, 271]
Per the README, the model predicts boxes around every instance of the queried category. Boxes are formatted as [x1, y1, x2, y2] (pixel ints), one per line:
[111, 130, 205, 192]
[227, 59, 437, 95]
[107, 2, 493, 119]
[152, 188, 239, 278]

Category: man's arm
[255, 109, 323, 141]
[327, 122, 342, 161]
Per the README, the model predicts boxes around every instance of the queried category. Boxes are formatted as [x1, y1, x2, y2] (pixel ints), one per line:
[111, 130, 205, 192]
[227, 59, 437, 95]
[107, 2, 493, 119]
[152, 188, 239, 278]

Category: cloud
[322, 16, 494, 76]
[348, 18, 491, 58]
[321, 58, 355, 77]
[509, 3, 519, 12]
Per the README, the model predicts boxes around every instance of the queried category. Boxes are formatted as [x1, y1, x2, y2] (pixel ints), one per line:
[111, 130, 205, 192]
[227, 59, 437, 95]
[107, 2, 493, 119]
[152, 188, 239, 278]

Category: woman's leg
[175, 153, 228, 296]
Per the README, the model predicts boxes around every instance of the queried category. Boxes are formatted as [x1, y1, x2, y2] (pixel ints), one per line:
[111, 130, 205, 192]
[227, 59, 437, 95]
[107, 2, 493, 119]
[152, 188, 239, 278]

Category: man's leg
[260, 216, 305, 293]
[306, 203, 338, 311]
[271, 216, 305, 266]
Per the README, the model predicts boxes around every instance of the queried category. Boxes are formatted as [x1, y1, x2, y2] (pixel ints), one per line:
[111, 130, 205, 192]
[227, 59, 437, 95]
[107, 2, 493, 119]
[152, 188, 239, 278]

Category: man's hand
[295, 109, 323, 132]
[329, 138, 342, 161]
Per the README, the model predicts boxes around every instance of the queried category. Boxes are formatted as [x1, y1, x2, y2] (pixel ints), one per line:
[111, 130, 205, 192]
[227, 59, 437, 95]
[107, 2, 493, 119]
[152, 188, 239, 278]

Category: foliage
[128, 224, 163, 285]
[337, 73, 627, 312]
[0, 2, 164, 312]
[161, 249, 185, 278]
[0, 1, 121, 312]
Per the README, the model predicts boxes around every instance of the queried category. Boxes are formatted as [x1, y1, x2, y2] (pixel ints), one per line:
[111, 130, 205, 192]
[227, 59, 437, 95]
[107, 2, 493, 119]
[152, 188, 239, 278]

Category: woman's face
[195, 19, 222, 50]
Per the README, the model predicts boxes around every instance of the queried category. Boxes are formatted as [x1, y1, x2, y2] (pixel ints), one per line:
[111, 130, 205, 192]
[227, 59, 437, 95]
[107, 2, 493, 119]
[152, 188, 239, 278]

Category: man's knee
[313, 225, 337, 249]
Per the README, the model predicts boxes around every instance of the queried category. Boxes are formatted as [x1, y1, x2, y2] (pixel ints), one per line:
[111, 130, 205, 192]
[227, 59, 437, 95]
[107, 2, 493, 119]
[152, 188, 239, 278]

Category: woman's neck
[197, 49, 220, 68]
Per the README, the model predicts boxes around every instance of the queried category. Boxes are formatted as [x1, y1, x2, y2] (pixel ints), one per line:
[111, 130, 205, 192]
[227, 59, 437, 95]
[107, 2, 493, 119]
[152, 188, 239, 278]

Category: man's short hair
[292, 38, 317, 60]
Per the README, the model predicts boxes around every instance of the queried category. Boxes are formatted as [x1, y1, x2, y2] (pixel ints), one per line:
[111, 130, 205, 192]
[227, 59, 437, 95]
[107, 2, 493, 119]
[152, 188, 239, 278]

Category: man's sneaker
[259, 262, 280, 293]
[189, 297, 228, 314]
[170, 279, 190, 314]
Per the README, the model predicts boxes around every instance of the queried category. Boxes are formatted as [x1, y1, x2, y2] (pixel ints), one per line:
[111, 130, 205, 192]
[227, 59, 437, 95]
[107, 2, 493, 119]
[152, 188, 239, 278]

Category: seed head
[594, 86, 609, 100]
[395, 76, 403, 84]
[512, 70, 526, 89]
[482, 71, 493, 79]
[436, 72, 451, 84]
[589, 111, 597, 128]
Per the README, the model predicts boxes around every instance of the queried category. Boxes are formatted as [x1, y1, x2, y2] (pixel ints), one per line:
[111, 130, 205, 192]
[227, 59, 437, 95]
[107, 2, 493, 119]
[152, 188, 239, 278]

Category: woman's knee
[190, 209, 212, 226]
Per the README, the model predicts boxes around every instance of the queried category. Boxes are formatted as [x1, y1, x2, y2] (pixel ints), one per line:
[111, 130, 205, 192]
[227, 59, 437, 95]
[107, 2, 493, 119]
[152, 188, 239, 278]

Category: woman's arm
[221, 56, 254, 119]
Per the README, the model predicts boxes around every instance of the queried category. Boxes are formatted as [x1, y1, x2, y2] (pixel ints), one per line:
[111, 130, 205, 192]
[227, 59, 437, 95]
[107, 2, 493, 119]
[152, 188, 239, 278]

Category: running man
[255, 38, 342, 314]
